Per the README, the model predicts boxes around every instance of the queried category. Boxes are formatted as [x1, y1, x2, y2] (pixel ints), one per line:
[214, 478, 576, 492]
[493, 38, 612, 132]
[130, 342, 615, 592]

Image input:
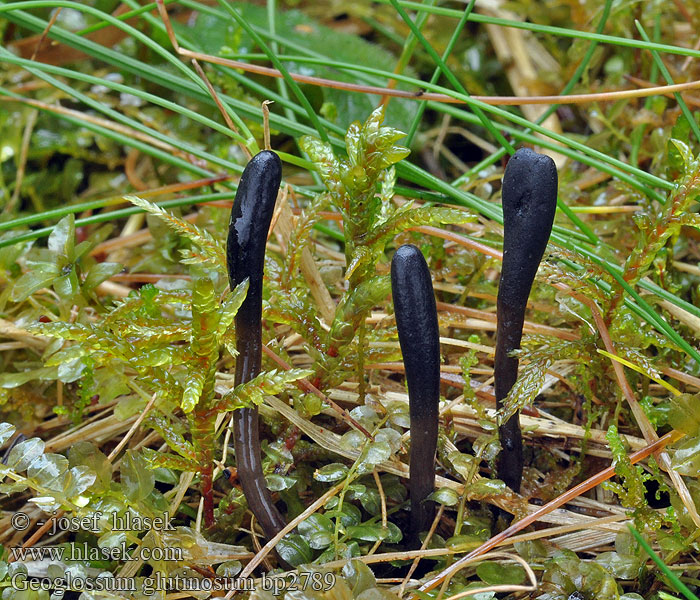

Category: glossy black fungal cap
[391, 244, 440, 542]
[227, 150, 282, 381]
[391, 245, 440, 418]
[499, 147, 558, 314]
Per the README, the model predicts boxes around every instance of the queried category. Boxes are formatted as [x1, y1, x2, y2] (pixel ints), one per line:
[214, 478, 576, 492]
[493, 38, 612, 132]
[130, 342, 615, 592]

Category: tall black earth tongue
[391, 244, 441, 544]
[227, 150, 287, 540]
[496, 148, 558, 494]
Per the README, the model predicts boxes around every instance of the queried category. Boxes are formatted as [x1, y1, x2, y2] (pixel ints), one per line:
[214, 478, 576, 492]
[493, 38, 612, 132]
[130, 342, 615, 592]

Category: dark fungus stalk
[227, 150, 287, 540]
[391, 244, 440, 544]
[495, 147, 558, 494]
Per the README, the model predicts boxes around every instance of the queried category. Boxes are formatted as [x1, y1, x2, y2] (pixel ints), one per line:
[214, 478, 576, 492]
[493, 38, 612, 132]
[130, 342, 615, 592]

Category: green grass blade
[628, 524, 700, 600]
[635, 21, 700, 145]
[405, 0, 476, 147]
[374, 0, 700, 60]
[75, 0, 176, 36]
[215, 0, 330, 145]
[452, 0, 613, 186]
[388, 0, 514, 154]
[0, 52, 247, 145]
[214, 50, 669, 200]
[0, 192, 234, 250]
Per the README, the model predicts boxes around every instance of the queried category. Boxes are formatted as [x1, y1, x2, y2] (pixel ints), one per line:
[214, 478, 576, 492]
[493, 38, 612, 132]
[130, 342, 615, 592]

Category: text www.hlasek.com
[10, 543, 182, 562]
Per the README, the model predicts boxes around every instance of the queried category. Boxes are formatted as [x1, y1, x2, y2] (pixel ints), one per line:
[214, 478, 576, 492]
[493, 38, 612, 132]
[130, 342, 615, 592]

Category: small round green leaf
[342, 559, 377, 596]
[299, 513, 334, 536]
[430, 487, 460, 506]
[276, 534, 312, 567]
[314, 463, 348, 482]
[7, 438, 45, 472]
[345, 525, 388, 542]
[265, 474, 296, 492]
[0, 423, 16, 446]
[365, 441, 391, 465]
[216, 560, 242, 577]
[467, 479, 507, 498]
[476, 561, 526, 585]
[28, 454, 69, 488]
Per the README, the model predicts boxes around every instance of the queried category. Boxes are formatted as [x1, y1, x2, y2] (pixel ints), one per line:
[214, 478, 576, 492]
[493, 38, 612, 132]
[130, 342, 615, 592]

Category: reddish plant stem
[201, 463, 214, 529]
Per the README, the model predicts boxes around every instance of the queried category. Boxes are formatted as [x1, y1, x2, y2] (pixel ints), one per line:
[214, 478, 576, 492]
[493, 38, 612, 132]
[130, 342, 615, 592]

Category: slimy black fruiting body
[227, 150, 286, 540]
[495, 147, 558, 494]
[391, 244, 440, 543]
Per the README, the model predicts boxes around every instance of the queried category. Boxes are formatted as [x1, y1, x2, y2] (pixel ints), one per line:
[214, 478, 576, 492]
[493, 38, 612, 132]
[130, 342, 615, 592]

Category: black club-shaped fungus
[391, 244, 441, 543]
[495, 148, 558, 494]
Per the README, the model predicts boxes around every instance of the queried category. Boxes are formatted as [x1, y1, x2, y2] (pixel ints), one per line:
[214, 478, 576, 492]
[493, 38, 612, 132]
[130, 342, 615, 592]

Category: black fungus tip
[391, 245, 441, 413]
[502, 148, 557, 249]
[227, 150, 282, 292]
[498, 147, 558, 320]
